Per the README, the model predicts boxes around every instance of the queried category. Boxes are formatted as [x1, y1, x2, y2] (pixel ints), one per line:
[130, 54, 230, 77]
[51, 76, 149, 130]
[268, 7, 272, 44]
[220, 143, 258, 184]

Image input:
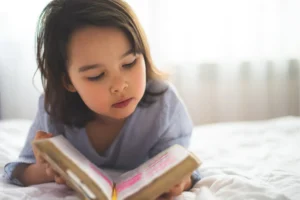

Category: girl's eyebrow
[120, 48, 134, 59]
[78, 48, 134, 73]
[79, 64, 103, 73]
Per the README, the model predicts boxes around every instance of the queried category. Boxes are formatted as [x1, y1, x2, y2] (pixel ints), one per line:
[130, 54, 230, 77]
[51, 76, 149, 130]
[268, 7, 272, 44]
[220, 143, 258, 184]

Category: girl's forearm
[13, 163, 54, 186]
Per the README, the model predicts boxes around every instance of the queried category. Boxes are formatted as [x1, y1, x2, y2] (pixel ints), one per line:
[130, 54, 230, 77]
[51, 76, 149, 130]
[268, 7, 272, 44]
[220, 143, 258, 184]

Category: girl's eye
[123, 59, 137, 69]
[87, 73, 105, 81]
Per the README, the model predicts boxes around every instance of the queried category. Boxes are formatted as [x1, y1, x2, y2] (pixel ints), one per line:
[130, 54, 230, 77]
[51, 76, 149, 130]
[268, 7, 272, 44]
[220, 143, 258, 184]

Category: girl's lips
[112, 98, 133, 108]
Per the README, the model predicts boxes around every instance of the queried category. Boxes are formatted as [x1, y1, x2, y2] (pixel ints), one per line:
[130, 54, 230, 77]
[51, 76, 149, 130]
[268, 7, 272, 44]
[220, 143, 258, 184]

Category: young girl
[3, 0, 201, 199]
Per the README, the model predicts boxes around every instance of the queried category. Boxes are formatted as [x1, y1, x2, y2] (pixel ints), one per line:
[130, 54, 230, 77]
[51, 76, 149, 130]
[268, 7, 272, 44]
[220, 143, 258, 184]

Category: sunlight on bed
[1, 117, 299, 200]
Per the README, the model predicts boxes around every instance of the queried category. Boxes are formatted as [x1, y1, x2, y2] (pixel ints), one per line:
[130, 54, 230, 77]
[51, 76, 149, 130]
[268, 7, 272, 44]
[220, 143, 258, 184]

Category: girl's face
[66, 26, 146, 121]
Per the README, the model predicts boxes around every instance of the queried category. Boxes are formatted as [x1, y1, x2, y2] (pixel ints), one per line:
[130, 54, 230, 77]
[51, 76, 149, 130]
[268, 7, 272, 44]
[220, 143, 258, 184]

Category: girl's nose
[110, 77, 128, 94]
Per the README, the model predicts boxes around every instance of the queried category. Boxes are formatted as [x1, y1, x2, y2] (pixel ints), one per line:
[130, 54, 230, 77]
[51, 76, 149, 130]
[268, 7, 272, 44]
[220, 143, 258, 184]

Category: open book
[32, 135, 201, 200]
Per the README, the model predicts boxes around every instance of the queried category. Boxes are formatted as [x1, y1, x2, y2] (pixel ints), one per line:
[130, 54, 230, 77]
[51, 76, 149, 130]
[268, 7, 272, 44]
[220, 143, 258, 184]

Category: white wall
[0, 1, 48, 119]
[0, 0, 299, 124]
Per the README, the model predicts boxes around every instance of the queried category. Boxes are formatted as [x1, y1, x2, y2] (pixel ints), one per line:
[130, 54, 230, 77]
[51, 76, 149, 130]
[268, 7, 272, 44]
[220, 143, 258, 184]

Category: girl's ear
[62, 74, 77, 92]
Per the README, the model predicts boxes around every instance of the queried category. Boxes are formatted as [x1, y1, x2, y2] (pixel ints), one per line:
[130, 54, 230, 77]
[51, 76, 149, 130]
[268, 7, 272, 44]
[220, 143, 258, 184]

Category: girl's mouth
[112, 98, 133, 108]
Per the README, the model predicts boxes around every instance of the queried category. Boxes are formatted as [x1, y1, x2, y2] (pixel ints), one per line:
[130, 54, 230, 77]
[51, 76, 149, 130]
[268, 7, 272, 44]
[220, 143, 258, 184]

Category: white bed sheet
[0, 117, 299, 200]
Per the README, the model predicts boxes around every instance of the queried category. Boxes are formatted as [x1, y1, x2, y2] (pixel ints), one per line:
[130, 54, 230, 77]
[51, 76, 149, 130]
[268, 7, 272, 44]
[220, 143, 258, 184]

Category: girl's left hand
[156, 174, 192, 200]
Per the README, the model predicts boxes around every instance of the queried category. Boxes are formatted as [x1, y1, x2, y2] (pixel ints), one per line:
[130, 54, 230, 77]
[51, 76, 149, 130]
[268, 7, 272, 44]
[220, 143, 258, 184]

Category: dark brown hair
[36, 0, 166, 127]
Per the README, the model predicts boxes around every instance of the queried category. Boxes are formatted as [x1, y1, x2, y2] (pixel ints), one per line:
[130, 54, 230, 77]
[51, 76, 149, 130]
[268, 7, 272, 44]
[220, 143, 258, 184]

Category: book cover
[32, 135, 201, 200]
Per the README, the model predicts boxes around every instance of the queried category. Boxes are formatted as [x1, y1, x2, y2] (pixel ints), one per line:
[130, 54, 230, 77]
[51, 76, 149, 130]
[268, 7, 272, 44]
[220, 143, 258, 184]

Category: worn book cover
[32, 135, 201, 200]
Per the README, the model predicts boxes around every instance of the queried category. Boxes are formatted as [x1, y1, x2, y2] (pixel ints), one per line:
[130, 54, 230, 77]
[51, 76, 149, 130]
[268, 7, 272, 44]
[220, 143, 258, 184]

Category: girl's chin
[94, 107, 136, 122]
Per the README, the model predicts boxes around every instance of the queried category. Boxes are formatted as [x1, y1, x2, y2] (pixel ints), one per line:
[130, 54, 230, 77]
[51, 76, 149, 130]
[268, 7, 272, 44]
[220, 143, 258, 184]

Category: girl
[3, 0, 201, 199]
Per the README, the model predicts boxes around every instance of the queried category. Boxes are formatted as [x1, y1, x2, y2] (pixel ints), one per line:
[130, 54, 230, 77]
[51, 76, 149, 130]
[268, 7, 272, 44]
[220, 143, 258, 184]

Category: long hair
[36, 0, 166, 127]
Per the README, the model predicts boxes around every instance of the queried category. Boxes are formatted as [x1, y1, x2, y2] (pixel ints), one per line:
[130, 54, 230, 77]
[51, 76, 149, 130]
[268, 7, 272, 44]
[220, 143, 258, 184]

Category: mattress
[0, 117, 299, 200]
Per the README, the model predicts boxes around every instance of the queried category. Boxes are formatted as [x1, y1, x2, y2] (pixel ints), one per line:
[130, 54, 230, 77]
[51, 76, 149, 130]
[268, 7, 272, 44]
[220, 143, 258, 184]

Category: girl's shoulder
[35, 94, 69, 135]
[145, 80, 183, 110]
[135, 80, 186, 124]
[128, 80, 192, 140]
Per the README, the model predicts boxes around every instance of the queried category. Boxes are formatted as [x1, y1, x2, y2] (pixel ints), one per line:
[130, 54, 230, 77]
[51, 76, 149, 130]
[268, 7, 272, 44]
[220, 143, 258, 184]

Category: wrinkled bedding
[1, 117, 299, 200]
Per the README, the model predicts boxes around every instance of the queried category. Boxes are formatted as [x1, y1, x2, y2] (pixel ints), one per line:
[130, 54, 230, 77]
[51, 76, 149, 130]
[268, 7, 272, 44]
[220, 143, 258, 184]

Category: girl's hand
[33, 131, 66, 185]
[156, 174, 192, 200]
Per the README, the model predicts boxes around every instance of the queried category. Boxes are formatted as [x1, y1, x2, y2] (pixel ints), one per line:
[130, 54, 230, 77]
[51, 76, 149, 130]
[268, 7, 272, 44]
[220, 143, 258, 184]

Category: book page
[50, 136, 113, 200]
[115, 145, 189, 200]
[102, 169, 125, 181]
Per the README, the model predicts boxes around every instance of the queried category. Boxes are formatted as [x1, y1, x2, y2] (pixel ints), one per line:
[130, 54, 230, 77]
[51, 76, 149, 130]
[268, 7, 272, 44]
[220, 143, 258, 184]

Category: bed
[0, 116, 299, 200]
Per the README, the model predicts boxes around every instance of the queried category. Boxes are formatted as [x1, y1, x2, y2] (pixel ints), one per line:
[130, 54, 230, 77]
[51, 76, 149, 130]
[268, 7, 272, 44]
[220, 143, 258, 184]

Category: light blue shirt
[3, 81, 197, 186]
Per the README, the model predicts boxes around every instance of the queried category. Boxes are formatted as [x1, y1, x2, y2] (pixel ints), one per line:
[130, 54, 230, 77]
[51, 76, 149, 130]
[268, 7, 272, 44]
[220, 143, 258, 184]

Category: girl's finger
[46, 163, 51, 168]
[37, 155, 47, 164]
[168, 183, 184, 197]
[46, 167, 56, 177]
[34, 131, 53, 140]
[55, 175, 66, 184]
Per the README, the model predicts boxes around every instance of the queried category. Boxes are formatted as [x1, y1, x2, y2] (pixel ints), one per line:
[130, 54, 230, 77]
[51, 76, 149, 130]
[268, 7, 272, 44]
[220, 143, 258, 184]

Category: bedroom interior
[0, 0, 299, 199]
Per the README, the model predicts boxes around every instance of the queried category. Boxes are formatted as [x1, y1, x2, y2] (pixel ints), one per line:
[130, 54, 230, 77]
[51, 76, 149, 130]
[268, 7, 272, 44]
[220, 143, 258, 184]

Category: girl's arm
[13, 131, 61, 186]
[3, 95, 57, 186]
[12, 163, 54, 186]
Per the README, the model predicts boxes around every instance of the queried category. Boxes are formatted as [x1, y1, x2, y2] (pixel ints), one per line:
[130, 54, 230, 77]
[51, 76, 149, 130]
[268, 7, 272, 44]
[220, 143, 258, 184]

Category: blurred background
[0, 0, 300, 125]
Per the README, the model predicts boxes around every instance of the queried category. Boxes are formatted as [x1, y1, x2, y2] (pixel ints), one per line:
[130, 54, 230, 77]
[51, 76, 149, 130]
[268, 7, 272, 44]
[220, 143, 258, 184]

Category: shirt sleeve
[148, 95, 193, 157]
[147, 84, 201, 188]
[2, 95, 50, 186]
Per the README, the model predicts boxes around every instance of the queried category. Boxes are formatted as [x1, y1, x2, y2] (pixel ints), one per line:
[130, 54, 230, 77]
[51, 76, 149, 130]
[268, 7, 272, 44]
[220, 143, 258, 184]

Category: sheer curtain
[0, 0, 299, 123]
[128, 0, 300, 63]
[127, 0, 300, 124]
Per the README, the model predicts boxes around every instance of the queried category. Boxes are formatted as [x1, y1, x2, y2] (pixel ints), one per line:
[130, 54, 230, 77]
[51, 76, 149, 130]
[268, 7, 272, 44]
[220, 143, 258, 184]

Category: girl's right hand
[33, 131, 66, 185]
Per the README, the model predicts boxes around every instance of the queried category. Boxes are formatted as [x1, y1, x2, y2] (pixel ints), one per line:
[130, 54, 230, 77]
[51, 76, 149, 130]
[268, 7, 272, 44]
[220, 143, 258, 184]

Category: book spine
[111, 186, 117, 200]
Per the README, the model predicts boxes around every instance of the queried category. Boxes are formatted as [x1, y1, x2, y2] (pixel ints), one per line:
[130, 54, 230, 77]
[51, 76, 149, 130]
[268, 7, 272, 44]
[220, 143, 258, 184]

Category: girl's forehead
[70, 26, 129, 45]
[67, 26, 133, 68]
